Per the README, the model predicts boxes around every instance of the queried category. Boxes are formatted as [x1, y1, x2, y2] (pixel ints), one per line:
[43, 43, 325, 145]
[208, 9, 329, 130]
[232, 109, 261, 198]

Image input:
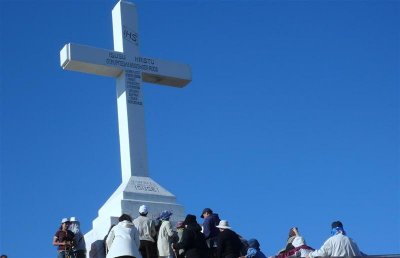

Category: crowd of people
[53, 206, 364, 258]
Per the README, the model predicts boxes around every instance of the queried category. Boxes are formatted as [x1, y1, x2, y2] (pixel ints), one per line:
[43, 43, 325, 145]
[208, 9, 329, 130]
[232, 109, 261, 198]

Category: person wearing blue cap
[201, 208, 220, 258]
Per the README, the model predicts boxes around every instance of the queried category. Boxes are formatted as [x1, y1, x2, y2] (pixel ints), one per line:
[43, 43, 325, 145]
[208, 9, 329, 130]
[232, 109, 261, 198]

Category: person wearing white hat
[216, 220, 243, 258]
[53, 218, 75, 258]
[68, 217, 87, 258]
[133, 205, 157, 258]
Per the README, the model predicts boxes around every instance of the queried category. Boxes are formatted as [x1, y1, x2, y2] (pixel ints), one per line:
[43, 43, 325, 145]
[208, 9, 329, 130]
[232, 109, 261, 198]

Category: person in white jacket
[157, 210, 175, 258]
[106, 214, 142, 258]
[307, 221, 362, 258]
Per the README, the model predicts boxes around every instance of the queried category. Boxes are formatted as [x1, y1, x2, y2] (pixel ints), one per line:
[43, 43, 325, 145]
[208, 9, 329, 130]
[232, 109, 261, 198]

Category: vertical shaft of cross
[112, 1, 149, 181]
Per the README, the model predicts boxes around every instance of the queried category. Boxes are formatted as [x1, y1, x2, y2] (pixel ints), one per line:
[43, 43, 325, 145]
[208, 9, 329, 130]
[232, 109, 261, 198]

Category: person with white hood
[306, 221, 362, 258]
[291, 236, 314, 257]
[106, 214, 141, 258]
[275, 228, 314, 258]
[68, 217, 86, 258]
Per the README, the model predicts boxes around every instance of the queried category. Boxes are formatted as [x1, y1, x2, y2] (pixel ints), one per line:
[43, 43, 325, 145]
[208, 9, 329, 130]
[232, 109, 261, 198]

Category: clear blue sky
[1, 0, 399, 257]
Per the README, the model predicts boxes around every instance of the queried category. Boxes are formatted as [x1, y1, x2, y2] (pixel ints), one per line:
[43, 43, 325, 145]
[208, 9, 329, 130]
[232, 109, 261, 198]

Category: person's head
[331, 220, 345, 235]
[184, 214, 197, 226]
[159, 210, 173, 221]
[331, 221, 343, 229]
[248, 239, 260, 250]
[60, 218, 70, 230]
[119, 213, 133, 222]
[69, 216, 79, 225]
[289, 227, 299, 237]
[216, 220, 231, 231]
[139, 205, 148, 216]
[1, 254, 8, 258]
[176, 221, 185, 229]
[200, 208, 213, 219]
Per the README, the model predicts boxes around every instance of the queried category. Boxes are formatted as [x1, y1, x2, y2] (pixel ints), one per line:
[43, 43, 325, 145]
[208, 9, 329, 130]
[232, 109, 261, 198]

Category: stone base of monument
[85, 176, 185, 258]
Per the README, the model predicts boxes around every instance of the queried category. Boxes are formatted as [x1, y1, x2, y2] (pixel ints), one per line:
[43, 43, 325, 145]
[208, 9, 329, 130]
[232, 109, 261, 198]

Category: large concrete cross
[60, 0, 191, 182]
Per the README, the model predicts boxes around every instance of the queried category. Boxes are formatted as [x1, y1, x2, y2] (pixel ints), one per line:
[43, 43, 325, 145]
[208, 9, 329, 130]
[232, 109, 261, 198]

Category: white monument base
[85, 176, 185, 258]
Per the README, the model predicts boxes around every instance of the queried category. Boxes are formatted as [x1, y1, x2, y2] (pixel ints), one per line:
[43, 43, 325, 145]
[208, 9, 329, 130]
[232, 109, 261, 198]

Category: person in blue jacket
[201, 208, 221, 258]
[241, 239, 267, 258]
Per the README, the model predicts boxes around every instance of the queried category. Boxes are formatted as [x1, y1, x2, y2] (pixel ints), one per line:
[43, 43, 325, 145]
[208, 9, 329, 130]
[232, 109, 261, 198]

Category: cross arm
[60, 43, 192, 87]
[140, 58, 191, 88]
[60, 43, 123, 77]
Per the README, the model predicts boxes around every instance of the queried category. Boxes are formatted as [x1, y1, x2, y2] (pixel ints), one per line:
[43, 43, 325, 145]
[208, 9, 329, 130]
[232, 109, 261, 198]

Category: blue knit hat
[159, 210, 173, 220]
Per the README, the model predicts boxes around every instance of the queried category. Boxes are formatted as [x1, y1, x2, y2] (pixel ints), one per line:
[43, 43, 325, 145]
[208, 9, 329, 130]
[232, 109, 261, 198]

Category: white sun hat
[216, 220, 231, 229]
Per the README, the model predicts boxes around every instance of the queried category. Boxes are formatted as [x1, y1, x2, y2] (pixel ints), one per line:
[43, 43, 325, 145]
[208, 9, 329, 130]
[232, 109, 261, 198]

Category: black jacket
[174, 223, 208, 258]
[217, 229, 243, 258]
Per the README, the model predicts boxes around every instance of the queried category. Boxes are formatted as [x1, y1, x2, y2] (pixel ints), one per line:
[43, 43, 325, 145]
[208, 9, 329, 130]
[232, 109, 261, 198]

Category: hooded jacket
[245, 239, 267, 258]
[106, 220, 141, 258]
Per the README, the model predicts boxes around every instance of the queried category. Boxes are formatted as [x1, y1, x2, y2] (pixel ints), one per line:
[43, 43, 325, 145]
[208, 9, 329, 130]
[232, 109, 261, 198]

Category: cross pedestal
[84, 176, 185, 258]
[59, 1, 190, 257]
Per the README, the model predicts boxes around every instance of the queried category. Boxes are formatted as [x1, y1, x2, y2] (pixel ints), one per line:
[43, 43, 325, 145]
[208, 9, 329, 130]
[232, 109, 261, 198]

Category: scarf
[331, 226, 346, 236]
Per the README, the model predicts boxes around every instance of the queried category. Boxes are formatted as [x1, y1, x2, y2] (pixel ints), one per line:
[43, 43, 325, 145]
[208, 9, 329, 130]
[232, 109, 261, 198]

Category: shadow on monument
[89, 240, 105, 258]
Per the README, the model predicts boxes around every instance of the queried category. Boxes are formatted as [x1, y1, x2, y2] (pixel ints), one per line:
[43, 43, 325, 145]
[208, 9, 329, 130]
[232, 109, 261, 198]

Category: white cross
[60, 0, 191, 182]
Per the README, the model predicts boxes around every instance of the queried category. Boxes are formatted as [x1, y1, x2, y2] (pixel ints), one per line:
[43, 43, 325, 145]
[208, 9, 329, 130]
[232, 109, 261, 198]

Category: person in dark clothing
[216, 220, 243, 258]
[172, 214, 209, 258]
[53, 218, 75, 258]
[201, 208, 221, 258]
